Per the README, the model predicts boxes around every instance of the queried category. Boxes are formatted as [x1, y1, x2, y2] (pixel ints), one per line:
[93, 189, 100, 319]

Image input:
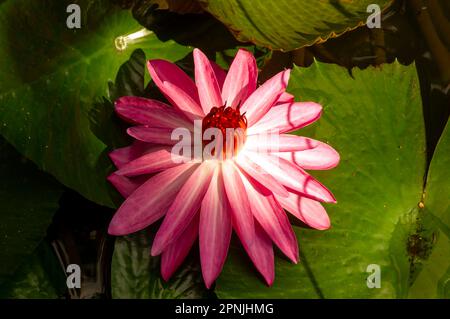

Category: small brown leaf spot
[407, 234, 426, 259]
[418, 201, 425, 209]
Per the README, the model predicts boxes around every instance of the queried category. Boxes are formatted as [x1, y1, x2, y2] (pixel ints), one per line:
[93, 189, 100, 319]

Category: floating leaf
[408, 119, 450, 298]
[0, 242, 66, 299]
[199, 0, 392, 50]
[0, 0, 191, 207]
[111, 229, 210, 299]
[0, 137, 62, 285]
[216, 61, 429, 298]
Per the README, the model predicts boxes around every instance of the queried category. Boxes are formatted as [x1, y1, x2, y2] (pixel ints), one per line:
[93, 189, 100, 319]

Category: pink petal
[107, 173, 147, 198]
[127, 126, 178, 145]
[161, 214, 199, 281]
[162, 81, 204, 121]
[275, 192, 331, 230]
[199, 166, 232, 288]
[211, 61, 226, 89]
[241, 69, 290, 126]
[147, 59, 200, 105]
[115, 147, 184, 177]
[275, 142, 340, 170]
[151, 161, 215, 256]
[109, 141, 154, 169]
[247, 152, 336, 203]
[236, 220, 275, 286]
[241, 174, 298, 263]
[194, 49, 223, 114]
[222, 49, 257, 108]
[275, 92, 294, 106]
[115, 96, 193, 129]
[221, 161, 255, 244]
[246, 134, 314, 152]
[108, 163, 198, 235]
[247, 102, 322, 135]
[235, 152, 289, 197]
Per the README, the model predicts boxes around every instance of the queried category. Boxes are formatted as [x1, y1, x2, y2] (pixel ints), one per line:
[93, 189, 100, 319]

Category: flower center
[202, 106, 247, 159]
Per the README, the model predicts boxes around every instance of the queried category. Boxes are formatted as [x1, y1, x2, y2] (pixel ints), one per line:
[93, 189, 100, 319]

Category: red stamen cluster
[202, 106, 247, 158]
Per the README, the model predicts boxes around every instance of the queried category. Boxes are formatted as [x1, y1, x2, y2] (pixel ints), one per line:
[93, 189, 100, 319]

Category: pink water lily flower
[107, 48, 339, 288]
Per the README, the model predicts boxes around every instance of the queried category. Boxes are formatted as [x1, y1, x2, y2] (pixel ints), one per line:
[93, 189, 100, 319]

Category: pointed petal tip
[108, 152, 117, 164]
[160, 267, 172, 283]
[311, 102, 323, 113]
[281, 69, 291, 86]
[236, 48, 256, 61]
[334, 150, 341, 166]
[114, 170, 126, 176]
[161, 274, 170, 283]
[314, 184, 337, 204]
[108, 212, 142, 236]
[107, 211, 127, 236]
[114, 95, 133, 107]
[146, 58, 164, 68]
[294, 250, 300, 264]
[193, 48, 222, 114]
[237, 47, 251, 53]
[150, 245, 162, 257]
[284, 68, 291, 77]
[287, 249, 299, 264]
[160, 253, 176, 282]
[315, 218, 332, 230]
[203, 276, 214, 289]
[329, 197, 337, 204]
[107, 221, 125, 236]
[106, 172, 115, 183]
[107, 225, 117, 236]
[264, 275, 275, 287]
[310, 211, 331, 230]
[125, 127, 134, 137]
[193, 48, 208, 62]
[113, 97, 123, 109]
[201, 265, 221, 290]
[146, 59, 161, 76]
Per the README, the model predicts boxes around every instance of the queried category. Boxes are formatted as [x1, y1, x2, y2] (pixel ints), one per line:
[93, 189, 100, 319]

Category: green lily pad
[0, 0, 191, 207]
[199, 0, 392, 50]
[0, 242, 66, 299]
[216, 61, 428, 298]
[111, 229, 209, 299]
[0, 137, 62, 285]
[407, 119, 450, 298]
